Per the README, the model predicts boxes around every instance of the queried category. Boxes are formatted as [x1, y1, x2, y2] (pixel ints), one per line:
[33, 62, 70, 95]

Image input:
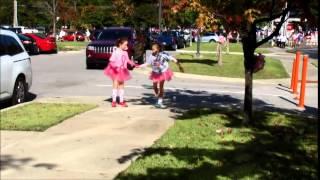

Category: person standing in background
[86, 28, 91, 42]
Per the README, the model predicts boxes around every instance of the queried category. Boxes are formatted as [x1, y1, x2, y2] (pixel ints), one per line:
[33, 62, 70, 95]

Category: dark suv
[86, 27, 134, 69]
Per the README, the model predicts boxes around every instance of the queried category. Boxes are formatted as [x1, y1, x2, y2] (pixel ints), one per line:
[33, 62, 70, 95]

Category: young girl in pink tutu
[137, 43, 184, 108]
[104, 37, 136, 107]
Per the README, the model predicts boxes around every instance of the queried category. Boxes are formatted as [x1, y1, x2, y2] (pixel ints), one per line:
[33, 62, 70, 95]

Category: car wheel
[52, 49, 58, 54]
[172, 44, 177, 50]
[209, 39, 215, 43]
[86, 64, 94, 69]
[34, 46, 40, 54]
[11, 77, 27, 105]
[86, 60, 95, 69]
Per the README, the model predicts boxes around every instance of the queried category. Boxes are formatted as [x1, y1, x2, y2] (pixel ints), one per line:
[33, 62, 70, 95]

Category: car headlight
[87, 46, 94, 50]
[162, 42, 166, 45]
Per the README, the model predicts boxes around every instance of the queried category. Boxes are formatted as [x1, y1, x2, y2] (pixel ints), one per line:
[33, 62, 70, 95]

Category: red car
[24, 33, 57, 53]
[63, 32, 85, 42]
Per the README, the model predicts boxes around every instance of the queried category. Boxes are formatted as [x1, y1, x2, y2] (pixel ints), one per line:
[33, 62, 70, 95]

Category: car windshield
[98, 30, 132, 40]
[18, 34, 31, 41]
[34, 33, 47, 39]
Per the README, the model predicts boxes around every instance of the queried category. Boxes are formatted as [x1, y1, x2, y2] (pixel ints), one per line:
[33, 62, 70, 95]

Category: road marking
[95, 84, 282, 97]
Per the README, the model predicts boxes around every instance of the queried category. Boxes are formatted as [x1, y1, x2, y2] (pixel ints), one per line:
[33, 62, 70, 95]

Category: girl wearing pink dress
[137, 43, 184, 108]
[104, 38, 136, 107]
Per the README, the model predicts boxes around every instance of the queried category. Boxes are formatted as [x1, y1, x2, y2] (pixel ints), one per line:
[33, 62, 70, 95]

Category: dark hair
[115, 37, 128, 47]
[151, 42, 162, 51]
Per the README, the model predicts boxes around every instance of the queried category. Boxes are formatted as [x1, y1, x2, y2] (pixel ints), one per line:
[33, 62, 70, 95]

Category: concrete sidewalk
[267, 47, 318, 82]
[1, 96, 175, 179]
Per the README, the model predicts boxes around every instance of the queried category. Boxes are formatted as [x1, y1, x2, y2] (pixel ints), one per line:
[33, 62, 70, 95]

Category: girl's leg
[112, 80, 119, 105]
[157, 80, 165, 106]
[118, 81, 127, 106]
[153, 82, 159, 97]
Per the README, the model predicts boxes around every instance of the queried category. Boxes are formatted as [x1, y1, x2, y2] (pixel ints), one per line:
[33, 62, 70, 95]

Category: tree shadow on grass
[116, 89, 318, 179]
[178, 59, 218, 66]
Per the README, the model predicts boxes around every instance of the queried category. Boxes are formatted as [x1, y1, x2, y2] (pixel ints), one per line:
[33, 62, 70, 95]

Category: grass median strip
[116, 109, 317, 179]
[57, 41, 89, 51]
[171, 53, 289, 79]
[0, 103, 97, 131]
[183, 42, 270, 54]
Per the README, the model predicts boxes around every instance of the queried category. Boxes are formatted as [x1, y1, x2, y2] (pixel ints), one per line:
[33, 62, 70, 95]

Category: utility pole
[195, 28, 201, 57]
[158, 0, 162, 31]
[52, 0, 57, 37]
[13, 0, 18, 27]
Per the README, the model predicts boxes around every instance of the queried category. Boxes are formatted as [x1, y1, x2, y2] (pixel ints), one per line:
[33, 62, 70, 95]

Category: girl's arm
[137, 63, 149, 68]
[168, 55, 184, 73]
[136, 54, 152, 68]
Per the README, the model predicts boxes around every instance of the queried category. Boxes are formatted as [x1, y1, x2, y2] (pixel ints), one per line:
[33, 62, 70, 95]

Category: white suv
[0, 29, 32, 105]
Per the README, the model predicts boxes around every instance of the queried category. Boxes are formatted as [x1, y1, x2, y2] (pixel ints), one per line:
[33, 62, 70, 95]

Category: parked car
[170, 31, 187, 49]
[171, 30, 190, 48]
[0, 29, 32, 105]
[145, 31, 159, 49]
[156, 31, 179, 50]
[63, 31, 85, 41]
[196, 32, 219, 43]
[86, 27, 135, 69]
[24, 33, 57, 53]
[17, 34, 39, 55]
[228, 31, 240, 43]
[1, 27, 22, 34]
[89, 29, 102, 41]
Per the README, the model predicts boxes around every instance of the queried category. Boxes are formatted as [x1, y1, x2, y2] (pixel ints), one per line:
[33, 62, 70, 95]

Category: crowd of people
[274, 30, 318, 49]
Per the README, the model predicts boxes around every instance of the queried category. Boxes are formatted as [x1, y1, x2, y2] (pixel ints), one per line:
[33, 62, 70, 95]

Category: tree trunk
[244, 65, 253, 123]
[217, 43, 222, 66]
[52, 0, 56, 38]
[242, 35, 256, 123]
[226, 39, 229, 54]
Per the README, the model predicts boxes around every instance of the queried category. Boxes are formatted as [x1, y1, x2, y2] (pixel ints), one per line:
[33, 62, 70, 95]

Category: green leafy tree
[173, 0, 317, 123]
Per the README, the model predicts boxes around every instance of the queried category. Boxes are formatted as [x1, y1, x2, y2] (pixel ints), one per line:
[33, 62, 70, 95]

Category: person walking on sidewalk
[104, 37, 138, 107]
[136, 43, 184, 108]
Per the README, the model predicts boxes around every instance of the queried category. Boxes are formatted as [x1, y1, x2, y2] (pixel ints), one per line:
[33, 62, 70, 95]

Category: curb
[58, 50, 85, 54]
[134, 68, 290, 85]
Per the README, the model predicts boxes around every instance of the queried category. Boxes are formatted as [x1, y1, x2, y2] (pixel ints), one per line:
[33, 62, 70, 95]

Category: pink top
[109, 48, 135, 69]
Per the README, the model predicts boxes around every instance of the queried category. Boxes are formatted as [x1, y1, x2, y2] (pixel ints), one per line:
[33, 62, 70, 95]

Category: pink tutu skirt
[104, 65, 131, 82]
[149, 69, 174, 82]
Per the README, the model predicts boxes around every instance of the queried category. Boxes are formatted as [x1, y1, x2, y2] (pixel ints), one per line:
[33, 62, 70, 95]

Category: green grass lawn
[0, 103, 97, 131]
[57, 41, 89, 51]
[116, 109, 318, 180]
[170, 54, 289, 79]
[183, 42, 270, 54]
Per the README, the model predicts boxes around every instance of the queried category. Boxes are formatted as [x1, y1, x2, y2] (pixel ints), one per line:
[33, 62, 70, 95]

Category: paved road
[27, 50, 317, 116]
[0, 49, 317, 179]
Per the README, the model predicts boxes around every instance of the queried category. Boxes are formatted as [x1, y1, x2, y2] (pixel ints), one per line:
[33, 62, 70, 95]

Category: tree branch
[43, 1, 54, 15]
[255, 7, 290, 48]
[254, 11, 284, 25]
[269, 0, 275, 18]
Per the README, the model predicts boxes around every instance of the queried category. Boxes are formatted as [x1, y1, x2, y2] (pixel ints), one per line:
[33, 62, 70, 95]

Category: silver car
[0, 29, 32, 105]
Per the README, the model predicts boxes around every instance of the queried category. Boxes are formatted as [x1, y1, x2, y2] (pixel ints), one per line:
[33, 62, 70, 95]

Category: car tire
[86, 60, 95, 69]
[11, 77, 27, 105]
[172, 44, 177, 50]
[34, 46, 40, 54]
[52, 49, 58, 54]
[209, 39, 215, 43]
[86, 64, 94, 69]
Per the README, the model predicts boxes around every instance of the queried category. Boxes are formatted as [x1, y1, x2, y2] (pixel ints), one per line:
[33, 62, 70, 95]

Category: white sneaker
[155, 103, 166, 109]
